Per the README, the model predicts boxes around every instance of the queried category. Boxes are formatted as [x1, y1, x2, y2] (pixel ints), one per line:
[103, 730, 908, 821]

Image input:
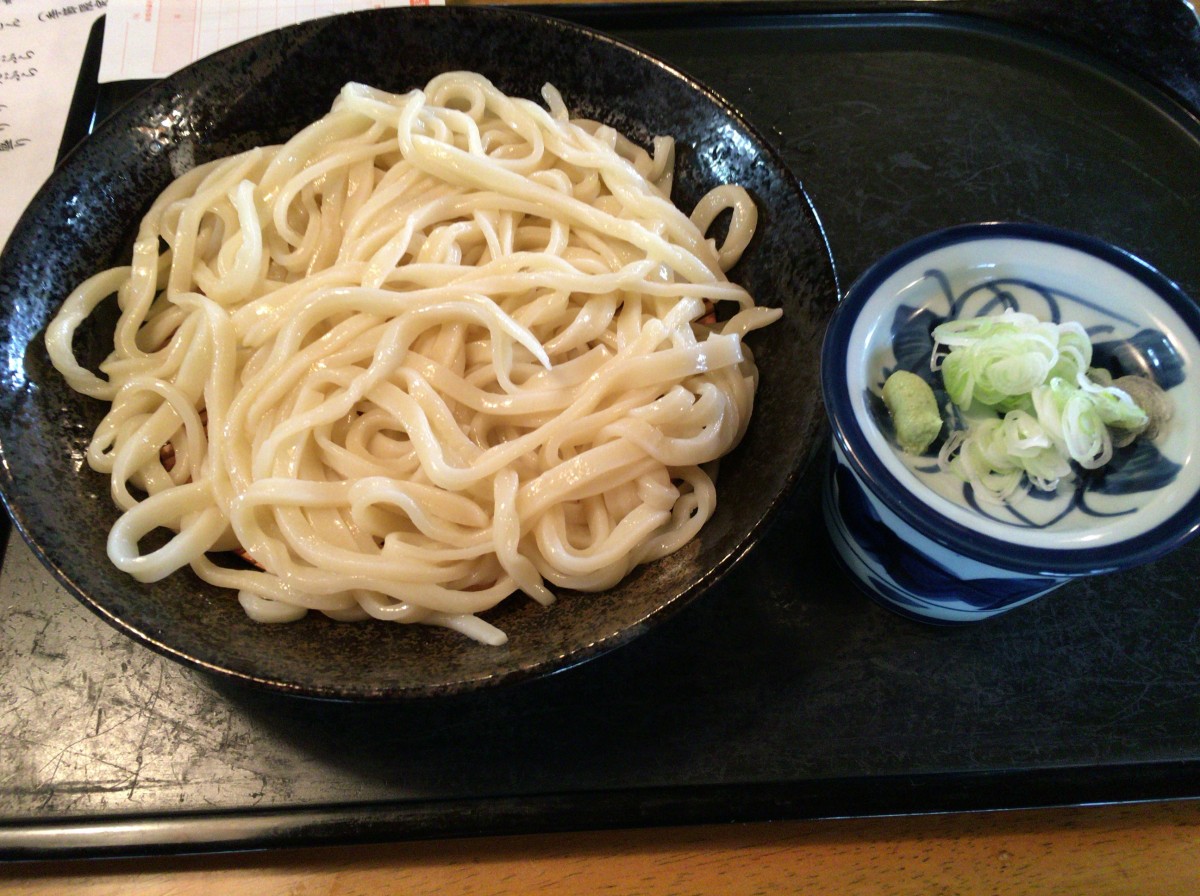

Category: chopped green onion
[922, 309, 1162, 502]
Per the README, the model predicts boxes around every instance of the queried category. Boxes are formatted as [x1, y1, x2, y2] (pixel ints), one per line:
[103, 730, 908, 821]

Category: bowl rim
[821, 220, 1200, 576]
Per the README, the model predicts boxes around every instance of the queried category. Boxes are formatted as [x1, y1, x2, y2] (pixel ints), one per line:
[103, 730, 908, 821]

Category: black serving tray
[4, 0, 1200, 860]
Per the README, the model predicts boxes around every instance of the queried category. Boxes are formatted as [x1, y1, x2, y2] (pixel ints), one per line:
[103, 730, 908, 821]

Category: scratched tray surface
[5, 6, 1200, 856]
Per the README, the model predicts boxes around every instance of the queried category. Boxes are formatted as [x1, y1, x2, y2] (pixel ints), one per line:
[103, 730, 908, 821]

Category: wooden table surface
[0, 800, 1197, 894]
[4, 0, 1200, 892]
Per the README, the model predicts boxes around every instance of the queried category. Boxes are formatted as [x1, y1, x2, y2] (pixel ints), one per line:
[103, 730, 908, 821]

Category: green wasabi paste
[882, 370, 943, 455]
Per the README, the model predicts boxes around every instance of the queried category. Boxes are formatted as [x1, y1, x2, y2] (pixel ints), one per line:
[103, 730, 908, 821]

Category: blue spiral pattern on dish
[833, 464, 1049, 609]
[873, 268, 1183, 529]
[822, 456, 1059, 622]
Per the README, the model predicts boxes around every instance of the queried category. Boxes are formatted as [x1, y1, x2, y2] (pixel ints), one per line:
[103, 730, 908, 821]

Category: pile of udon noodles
[47, 72, 780, 645]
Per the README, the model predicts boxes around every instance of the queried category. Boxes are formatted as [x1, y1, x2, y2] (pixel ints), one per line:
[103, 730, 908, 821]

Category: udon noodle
[46, 72, 779, 645]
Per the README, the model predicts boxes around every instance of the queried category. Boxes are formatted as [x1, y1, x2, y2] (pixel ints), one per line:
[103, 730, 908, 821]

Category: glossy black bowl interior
[0, 7, 837, 699]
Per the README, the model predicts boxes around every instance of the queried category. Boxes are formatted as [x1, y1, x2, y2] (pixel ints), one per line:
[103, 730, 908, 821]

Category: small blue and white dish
[820, 222, 1200, 622]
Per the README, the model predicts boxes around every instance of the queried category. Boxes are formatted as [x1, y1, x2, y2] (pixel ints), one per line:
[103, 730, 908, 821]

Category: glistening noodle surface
[45, 72, 779, 646]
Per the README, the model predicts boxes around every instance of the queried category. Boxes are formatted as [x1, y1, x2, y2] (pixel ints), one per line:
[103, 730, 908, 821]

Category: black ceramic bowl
[0, 7, 837, 699]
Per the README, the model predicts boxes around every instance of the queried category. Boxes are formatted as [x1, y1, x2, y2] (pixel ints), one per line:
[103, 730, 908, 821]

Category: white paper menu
[0, 0, 106, 252]
[98, 0, 443, 83]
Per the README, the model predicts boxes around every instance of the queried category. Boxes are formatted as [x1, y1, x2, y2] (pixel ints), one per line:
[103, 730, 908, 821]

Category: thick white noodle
[46, 72, 780, 645]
